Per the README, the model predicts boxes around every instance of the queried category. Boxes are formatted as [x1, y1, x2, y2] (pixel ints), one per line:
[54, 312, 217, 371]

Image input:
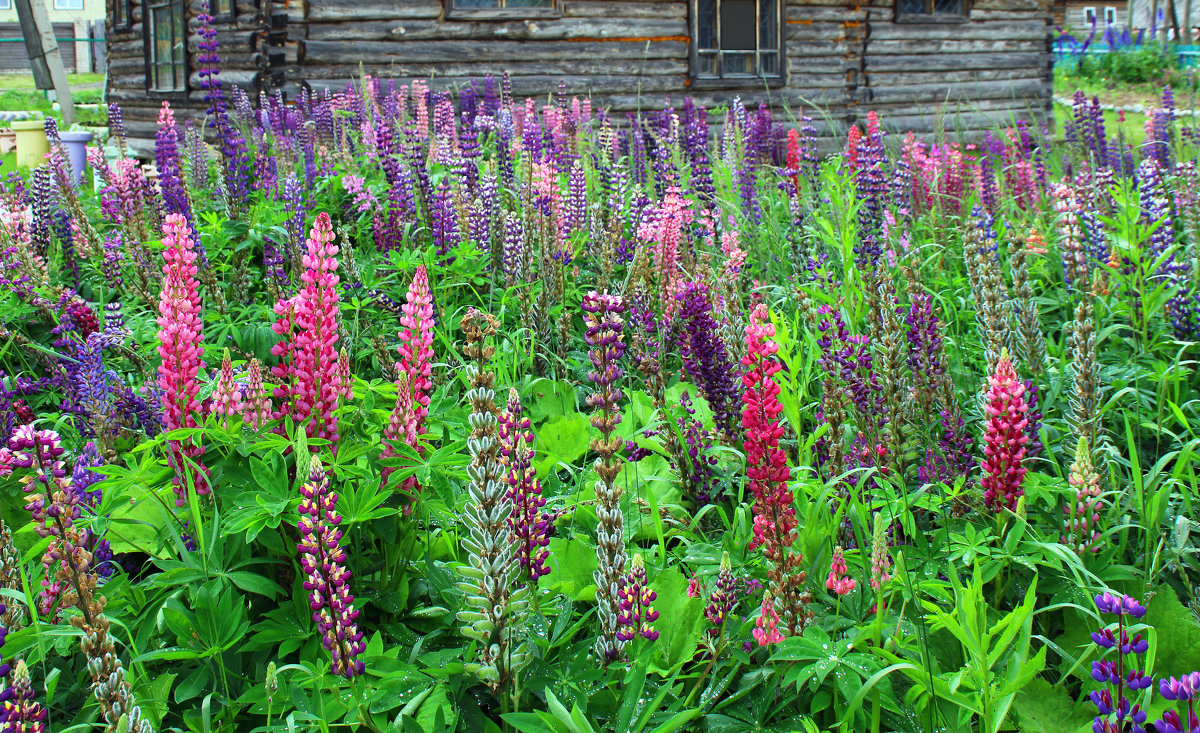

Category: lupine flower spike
[826, 546, 856, 596]
[1088, 593, 1150, 733]
[980, 349, 1029, 513]
[752, 591, 785, 647]
[616, 554, 659, 643]
[296, 458, 365, 678]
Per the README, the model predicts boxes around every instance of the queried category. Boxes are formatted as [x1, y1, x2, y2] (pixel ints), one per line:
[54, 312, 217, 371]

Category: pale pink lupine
[638, 187, 692, 315]
[209, 350, 243, 430]
[242, 358, 271, 430]
[156, 213, 209, 505]
[720, 219, 746, 279]
[270, 213, 343, 450]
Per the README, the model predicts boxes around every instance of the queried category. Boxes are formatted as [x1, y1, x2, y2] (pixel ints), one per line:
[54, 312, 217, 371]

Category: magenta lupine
[3, 660, 48, 732]
[156, 213, 209, 506]
[381, 265, 435, 494]
[275, 213, 343, 450]
[616, 554, 659, 643]
[499, 389, 552, 582]
[209, 349, 243, 430]
[980, 351, 1029, 513]
[296, 458, 365, 678]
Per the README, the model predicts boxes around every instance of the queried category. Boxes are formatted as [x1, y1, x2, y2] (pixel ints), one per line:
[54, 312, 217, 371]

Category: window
[113, 0, 130, 29]
[1103, 6, 1116, 24]
[1082, 6, 1096, 25]
[691, 0, 783, 81]
[446, 0, 558, 19]
[145, 0, 187, 93]
[54, 0, 84, 9]
[896, 0, 966, 20]
[0, 0, 12, 10]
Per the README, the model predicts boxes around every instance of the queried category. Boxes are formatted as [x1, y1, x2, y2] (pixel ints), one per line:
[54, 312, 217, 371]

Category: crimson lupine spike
[498, 389, 552, 582]
[980, 350, 1029, 513]
[156, 213, 209, 506]
[615, 554, 659, 643]
[296, 458, 365, 678]
[741, 304, 811, 636]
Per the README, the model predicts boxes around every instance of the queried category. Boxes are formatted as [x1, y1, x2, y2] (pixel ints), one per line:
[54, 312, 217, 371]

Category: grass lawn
[0, 72, 104, 91]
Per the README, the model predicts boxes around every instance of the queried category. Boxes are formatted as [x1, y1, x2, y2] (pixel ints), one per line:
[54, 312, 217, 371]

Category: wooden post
[13, 0, 76, 127]
[1184, 0, 1194, 42]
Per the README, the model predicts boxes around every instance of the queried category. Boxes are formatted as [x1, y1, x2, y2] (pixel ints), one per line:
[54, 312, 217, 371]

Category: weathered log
[293, 57, 690, 79]
[564, 1, 687, 19]
[306, 0, 441, 22]
[302, 38, 688, 64]
[303, 16, 686, 42]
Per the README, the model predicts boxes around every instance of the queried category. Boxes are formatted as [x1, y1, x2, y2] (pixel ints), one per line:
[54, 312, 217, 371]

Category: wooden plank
[563, 1, 687, 18]
[866, 67, 1047, 84]
[302, 38, 688, 64]
[864, 50, 1047, 70]
[303, 17, 687, 42]
[864, 20, 1047, 39]
[865, 38, 1042, 53]
[307, 0, 441, 22]
[864, 77, 1047, 103]
[785, 5, 863, 20]
[294, 57, 690, 79]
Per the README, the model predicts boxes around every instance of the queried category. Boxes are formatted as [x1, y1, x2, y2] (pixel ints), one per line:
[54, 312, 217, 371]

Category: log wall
[107, 0, 1053, 148]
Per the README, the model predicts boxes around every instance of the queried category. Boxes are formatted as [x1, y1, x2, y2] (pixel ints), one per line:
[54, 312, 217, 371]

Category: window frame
[0, 0, 13, 10]
[1103, 6, 1116, 24]
[143, 0, 189, 97]
[53, 0, 84, 10]
[689, 0, 786, 87]
[1081, 6, 1096, 25]
[445, 0, 560, 21]
[112, 0, 131, 30]
[209, 0, 235, 25]
[894, 0, 970, 24]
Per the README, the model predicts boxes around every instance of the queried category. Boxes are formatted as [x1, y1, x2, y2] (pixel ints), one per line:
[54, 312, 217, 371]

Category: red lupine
[741, 304, 811, 635]
[156, 213, 209, 506]
[980, 351, 1029, 513]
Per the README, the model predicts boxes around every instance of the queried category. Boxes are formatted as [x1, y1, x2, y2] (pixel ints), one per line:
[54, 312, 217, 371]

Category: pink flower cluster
[825, 547, 856, 597]
[752, 593, 784, 647]
[156, 213, 209, 505]
[382, 265, 435, 496]
[980, 352, 1029, 513]
[271, 212, 345, 450]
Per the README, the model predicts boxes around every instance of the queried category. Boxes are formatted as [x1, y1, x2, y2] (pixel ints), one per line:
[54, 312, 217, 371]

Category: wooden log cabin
[106, 0, 1055, 149]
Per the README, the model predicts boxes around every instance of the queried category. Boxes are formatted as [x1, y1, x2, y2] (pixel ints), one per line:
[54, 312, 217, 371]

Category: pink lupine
[752, 592, 785, 647]
[980, 351, 1029, 513]
[825, 546, 856, 596]
[637, 188, 692, 315]
[1064, 437, 1103, 554]
[381, 266, 435, 495]
[209, 349, 243, 430]
[272, 213, 343, 450]
[156, 213, 209, 505]
[242, 358, 271, 430]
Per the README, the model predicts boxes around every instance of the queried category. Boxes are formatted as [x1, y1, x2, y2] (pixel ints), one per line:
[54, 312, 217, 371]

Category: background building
[0, 0, 105, 73]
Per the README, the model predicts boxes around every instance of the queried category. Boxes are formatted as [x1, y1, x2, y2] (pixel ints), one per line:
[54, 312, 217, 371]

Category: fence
[1053, 43, 1200, 68]
[0, 22, 105, 73]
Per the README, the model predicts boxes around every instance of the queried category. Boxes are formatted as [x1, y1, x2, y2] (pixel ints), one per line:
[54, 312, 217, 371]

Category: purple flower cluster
[498, 389, 552, 582]
[676, 282, 740, 440]
[1089, 593, 1150, 733]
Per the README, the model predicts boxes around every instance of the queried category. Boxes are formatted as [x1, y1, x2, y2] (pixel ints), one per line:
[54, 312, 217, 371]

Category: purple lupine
[72, 442, 114, 579]
[430, 178, 459, 265]
[155, 104, 197, 246]
[297, 459, 365, 678]
[904, 291, 944, 408]
[1155, 672, 1200, 733]
[218, 119, 253, 208]
[196, 0, 224, 119]
[679, 391, 720, 505]
[1088, 593, 1151, 733]
[816, 305, 886, 430]
[704, 551, 737, 630]
[498, 389, 552, 583]
[675, 282, 741, 440]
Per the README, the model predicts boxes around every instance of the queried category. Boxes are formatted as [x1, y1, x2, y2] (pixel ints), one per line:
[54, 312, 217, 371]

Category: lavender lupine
[1088, 593, 1151, 733]
[583, 291, 629, 662]
[1155, 672, 1200, 733]
[296, 459, 365, 678]
[456, 308, 531, 691]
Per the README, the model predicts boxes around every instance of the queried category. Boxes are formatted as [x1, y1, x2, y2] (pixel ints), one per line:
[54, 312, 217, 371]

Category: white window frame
[53, 0, 84, 9]
[0, 0, 12, 10]
[1082, 6, 1096, 25]
[1103, 6, 1117, 24]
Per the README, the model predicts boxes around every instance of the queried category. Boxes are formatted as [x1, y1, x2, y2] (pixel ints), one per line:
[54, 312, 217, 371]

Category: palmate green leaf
[536, 413, 592, 477]
[647, 565, 705, 672]
[540, 536, 599, 602]
[1144, 585, 1200, 675]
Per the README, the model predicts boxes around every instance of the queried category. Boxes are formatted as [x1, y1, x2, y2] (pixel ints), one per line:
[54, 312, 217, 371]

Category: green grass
[0, 73, 108, 127]
[0, 72, 104, 91]
[1053, 98, 1149, 147]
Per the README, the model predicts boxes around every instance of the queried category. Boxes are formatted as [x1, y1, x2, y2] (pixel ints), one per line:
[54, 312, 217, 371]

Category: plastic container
[0, 129, 15, 155]
[57, 130, 95, 186]
[12, 119, 49, 169]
